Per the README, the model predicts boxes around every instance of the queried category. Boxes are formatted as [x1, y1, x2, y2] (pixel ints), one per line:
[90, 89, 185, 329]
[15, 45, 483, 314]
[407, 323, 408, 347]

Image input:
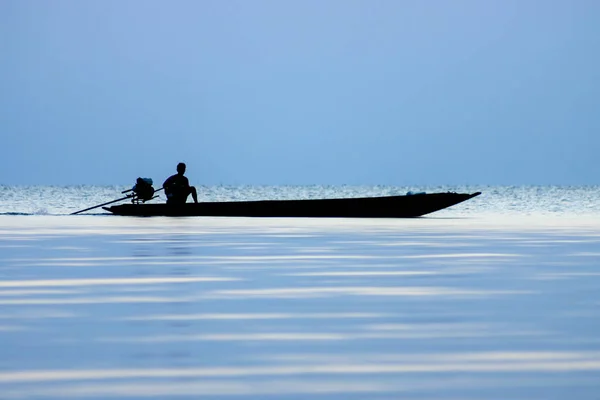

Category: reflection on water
[1, 216, 600, 399]
[4, 351, 600, 382]
[122, 312, 389, 321]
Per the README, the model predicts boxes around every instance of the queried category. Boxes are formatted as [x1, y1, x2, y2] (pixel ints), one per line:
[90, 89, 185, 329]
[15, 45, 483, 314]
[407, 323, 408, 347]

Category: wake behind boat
[102, 191, 481, 218]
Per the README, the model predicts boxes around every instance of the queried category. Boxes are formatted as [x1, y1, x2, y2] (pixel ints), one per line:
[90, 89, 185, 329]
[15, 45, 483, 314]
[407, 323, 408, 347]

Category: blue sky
[1, 0, 599, 186]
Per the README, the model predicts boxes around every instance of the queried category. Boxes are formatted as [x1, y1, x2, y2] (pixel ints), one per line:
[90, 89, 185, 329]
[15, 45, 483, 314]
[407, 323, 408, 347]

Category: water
[1, 185, 600, 217]
[1, 186, 600, 399]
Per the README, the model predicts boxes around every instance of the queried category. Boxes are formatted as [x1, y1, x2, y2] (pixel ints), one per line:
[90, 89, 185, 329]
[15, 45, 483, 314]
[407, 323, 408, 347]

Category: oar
[122, 187, 165, 195]
[71, 187, 165, 215]
[70, 195, 133, 215]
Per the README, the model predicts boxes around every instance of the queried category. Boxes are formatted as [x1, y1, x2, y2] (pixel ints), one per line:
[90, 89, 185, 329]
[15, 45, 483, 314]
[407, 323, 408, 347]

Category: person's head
[176, 162, 186, 175]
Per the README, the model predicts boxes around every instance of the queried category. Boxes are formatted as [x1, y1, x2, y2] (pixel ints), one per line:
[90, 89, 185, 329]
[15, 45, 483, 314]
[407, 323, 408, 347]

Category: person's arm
[163, 175, 173, 190]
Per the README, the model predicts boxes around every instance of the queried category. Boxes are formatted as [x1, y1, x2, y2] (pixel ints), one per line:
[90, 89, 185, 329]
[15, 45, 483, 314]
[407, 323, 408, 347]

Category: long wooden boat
[102, 192, 481, 218]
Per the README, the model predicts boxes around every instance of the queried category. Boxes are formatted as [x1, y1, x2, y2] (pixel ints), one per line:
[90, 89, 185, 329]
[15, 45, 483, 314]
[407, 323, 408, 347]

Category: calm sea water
[2, 187, 600, 399]
[0, 185, 599, 217]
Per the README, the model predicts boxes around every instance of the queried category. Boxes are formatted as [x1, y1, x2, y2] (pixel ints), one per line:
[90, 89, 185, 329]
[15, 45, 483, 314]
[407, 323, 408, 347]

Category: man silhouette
[162, 163, 198, 204]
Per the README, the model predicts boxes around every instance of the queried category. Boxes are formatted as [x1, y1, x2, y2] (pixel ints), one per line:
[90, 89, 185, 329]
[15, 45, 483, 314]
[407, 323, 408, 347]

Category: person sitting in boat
[163, 162, 198, 204]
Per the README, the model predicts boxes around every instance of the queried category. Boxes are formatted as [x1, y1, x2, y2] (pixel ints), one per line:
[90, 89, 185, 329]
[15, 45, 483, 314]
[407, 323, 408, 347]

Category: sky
[1, 0, 599, 186]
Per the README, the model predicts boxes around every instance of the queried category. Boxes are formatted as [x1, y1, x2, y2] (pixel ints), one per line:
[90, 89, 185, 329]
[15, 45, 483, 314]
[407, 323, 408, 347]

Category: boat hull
[103, 192, 481, 218]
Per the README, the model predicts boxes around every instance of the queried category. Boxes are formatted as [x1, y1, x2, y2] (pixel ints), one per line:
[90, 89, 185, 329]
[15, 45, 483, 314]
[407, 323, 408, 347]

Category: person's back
[163, 163, 198, 204]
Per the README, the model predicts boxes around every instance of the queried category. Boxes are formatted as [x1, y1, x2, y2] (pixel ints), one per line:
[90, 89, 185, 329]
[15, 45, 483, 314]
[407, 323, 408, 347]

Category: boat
[102, 191, 481, 218]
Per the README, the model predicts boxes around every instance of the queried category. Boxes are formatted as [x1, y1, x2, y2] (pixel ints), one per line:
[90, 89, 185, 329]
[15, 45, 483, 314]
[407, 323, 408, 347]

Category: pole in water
[70, 195, 132, 215]
[71, 188, 164, 215]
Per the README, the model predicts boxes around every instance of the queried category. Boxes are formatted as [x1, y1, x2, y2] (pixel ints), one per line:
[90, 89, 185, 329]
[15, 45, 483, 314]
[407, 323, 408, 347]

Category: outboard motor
[132, 177, 155, 202]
